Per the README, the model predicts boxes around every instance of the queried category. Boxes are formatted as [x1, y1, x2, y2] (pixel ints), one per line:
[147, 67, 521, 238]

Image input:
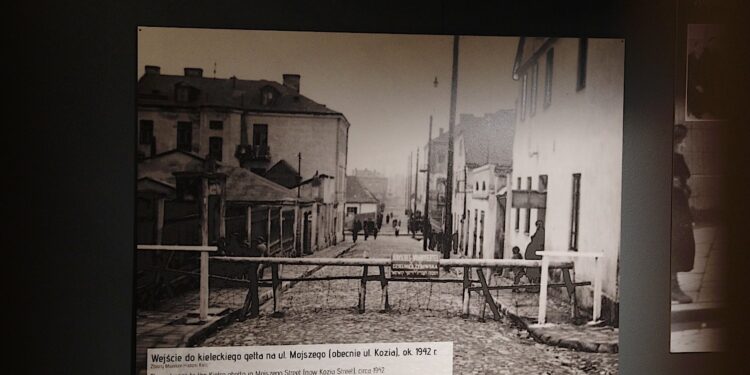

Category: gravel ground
[202, 236, 618, 374]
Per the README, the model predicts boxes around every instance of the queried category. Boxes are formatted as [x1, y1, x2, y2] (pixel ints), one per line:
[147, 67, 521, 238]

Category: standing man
[352, 219, 362, 243]
[671, 124, 695, 303]
[524, 220, 545, 290]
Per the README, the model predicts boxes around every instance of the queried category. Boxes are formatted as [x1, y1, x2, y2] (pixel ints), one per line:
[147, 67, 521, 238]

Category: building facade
[137, 67, 350, 246]
[508, 38, 624, 323]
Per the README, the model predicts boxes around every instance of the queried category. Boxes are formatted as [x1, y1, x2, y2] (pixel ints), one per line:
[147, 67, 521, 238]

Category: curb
[497, 301, 618, 354]
[185, 242, 359, 346]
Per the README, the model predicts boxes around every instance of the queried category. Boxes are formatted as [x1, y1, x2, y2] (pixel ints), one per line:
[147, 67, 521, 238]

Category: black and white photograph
[136, 27, 624, 374]
[669, 0, 731, 353]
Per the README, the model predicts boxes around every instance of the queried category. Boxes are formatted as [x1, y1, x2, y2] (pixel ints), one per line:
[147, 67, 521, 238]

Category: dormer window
[176, 86, 189, 102]
[260, 86, 279, 106]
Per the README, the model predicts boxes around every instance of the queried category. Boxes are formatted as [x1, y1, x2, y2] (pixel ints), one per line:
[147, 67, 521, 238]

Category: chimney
[184, 67, 203, 77]
[144, 65, 161, 75]
[283, 74, 300, 93]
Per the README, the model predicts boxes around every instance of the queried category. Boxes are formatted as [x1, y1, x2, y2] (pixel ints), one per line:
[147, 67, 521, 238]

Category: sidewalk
[135, 241, 357, 374]
[671, 224, 727, 352]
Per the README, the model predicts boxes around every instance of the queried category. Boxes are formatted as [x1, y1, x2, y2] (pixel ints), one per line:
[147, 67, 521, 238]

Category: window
[515, 177, 521, 231]
[530, 62, 539, 116]
[472, 209, 478, 257]
[139, 120, 153, 145]
[479, 210, 485, 258]
[209, 137, 223, 161]
[347, 207, 358, 214]
[253, 124, 268, 146]
[177, 122, 192, 152]
[476, 181, 479, 191]
[538, 175, 548, 225]
[209, 120, 223, 130]
[570, 173, 581, 250]
[524, 177, 532, 234]
[482, 181, 486, 191]
[577, 38, 588, 91]
[520, 73, 528, 121]
[176, 87, 189, 102]
[544, 48, 554, 108]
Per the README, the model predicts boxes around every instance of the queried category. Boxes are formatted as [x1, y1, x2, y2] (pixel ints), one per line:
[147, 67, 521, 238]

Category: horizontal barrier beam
[212, 256, 574, 268]
[536, 251, 604, 259]
[137, 245, 218, 252]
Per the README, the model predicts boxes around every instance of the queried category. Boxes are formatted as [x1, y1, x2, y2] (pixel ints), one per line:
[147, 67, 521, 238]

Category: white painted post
[537, 253, 550, 325]
[592, 256, 602, 323]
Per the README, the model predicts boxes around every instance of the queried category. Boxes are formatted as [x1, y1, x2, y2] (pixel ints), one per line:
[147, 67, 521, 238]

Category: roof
[263, 159, 300, 189]
[512, 37, 556, 79]
[223, 166, 302, 203]
[346, 176, 379, 204]
[460, 109, 515, 168]
[137, 72, 343, 116]
[138, 150, 212, 186]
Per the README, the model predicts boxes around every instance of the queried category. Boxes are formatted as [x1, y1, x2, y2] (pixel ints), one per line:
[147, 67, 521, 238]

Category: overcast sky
[138, 27, 519, 177]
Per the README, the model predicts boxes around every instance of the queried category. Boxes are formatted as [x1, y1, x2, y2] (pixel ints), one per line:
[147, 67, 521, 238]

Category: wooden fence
[212, 256, 602, 325]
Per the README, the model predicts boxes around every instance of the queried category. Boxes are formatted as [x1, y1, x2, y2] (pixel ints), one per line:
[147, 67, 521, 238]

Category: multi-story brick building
[137, 66, 350, 245]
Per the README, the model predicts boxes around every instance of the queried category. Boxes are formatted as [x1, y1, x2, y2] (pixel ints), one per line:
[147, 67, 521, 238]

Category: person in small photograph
[394, 220, 400, 237]
[511, 246, 527, 292]
[671, 124, 695, 304]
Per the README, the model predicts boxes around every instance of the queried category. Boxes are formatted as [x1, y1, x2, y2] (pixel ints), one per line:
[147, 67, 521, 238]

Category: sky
[138, 27, 519, 177]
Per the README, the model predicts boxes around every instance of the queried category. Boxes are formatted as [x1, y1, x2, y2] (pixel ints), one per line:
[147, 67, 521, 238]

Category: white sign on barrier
[148, 342, 453, 375]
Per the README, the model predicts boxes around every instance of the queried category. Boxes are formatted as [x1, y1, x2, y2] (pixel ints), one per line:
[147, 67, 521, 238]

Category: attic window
[176, 87, 189, 102]
[261, 87, 277, 106]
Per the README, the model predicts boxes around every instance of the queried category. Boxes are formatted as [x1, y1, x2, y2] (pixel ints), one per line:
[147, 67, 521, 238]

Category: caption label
[147, 342, 452, 375]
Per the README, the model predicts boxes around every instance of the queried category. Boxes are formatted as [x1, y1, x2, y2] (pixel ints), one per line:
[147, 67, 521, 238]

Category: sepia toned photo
[136, 28, 624, 374]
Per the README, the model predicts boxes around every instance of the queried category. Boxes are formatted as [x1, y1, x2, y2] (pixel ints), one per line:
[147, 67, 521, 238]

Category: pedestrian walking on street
[364, 219, 372, 241]
[377, 212, 383, 230]
[386, 213, 390, 224]
[671, 124, 695, 304]
[373, 223, 379, 239]
[352, 219, 362, 243]
[511, 246, 527, 292]
[394, 220, 400, 236]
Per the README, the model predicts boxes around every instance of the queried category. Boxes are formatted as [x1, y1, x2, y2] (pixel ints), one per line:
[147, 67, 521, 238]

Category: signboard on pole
[391, 253, 440, 277]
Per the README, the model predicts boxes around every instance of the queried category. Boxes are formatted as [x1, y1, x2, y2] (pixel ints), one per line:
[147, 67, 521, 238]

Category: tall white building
[508, 37, 624, 324]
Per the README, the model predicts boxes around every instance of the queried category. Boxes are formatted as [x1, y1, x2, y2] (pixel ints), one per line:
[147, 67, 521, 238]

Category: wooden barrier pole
[271, 264, 282, 317]
[476, 268, 501, 321]
[378, 265, 390, 312]
[537, 254, 550, 325]
[241, 263, 260, 320]
[358, 265, 368, 313]
[462, 266, 470, 318]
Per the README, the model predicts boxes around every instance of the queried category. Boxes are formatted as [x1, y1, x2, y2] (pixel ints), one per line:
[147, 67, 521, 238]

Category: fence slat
[378, 266, 390, 312]
[476, 268, 501, 321]
[462, 266, 471, 318]
[358, 266, 368, 313]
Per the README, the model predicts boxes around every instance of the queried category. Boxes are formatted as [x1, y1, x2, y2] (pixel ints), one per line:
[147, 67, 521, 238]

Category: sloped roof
[138, 150, 214, 186]
[223, 166, 301, 203]
[264, 159, 300, 189]
[137, 72, 343, 116]
[346, 176, 379, 204]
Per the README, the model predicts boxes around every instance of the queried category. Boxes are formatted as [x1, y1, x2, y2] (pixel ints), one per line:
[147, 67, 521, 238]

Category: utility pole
[413, 148, 419, 216]
[407, 152, 412, 212]
[423, 116, 432, 251]
[443, 35, 459, 260]
[297, 152, 302, 198]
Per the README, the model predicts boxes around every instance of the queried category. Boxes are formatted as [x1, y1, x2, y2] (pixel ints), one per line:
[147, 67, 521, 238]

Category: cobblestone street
[202, 236, 618, 374]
